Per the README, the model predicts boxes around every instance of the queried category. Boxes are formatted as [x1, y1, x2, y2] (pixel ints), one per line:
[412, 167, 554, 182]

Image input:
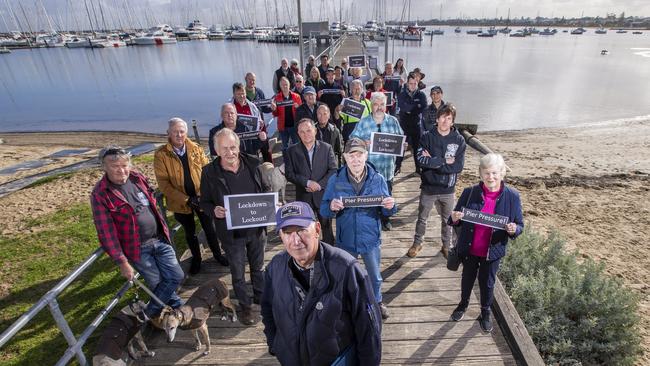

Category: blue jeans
[131, 239, 184, 317]
[347, 246, 383, 303]
[279, 127, 298, 153]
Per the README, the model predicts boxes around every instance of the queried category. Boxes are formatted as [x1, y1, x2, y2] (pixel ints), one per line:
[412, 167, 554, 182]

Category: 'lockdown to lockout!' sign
[341, 98, 366, 119]
[460, 207, 509, 230]
[224, 193, 278, 230]
[369, 132, 406, 156]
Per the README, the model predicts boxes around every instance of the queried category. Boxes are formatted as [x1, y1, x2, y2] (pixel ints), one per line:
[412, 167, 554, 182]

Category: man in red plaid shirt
[91, 146, 184, 319]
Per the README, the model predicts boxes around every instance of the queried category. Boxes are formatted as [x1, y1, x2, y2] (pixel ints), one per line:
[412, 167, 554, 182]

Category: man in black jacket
[396, 73, 427, 174]
[261, 201, 382, 366]
[407, 104, 466, 259]
[285, 118, 337, 245]
[295, 86, 319, 122]
[200, 128, 271, 326]
[272, 58, 295, 93]
[315, 104, 343, 166]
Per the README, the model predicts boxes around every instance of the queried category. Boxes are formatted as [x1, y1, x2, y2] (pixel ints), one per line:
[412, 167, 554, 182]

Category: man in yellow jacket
[154, 117, 228, 274]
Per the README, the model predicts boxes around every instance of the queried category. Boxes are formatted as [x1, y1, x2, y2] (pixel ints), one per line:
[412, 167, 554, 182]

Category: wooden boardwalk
[138, 150, 515, 365]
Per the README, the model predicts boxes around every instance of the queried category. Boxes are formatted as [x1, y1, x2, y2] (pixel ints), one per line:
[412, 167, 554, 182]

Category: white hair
[167, 117, 187, 130]
[479, 153, 507, 177]
[213, 128, 240, 154]
[98, 145, 131, 168]
[370, 92, 387, 104]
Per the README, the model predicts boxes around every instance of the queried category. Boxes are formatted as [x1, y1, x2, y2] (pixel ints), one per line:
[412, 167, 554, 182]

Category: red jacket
[272, 91, 302, 132]
[91, 170, 171, 264]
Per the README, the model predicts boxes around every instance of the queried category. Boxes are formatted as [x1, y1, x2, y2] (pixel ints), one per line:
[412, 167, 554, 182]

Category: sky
[0, 0, 648, 32]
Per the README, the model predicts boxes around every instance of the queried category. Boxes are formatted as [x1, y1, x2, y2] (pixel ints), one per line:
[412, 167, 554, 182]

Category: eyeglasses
[296, 80, 303, 83]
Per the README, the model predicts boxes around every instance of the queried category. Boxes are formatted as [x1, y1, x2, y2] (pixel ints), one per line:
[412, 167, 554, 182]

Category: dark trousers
[223, 230, 266, 308]
[460, 255, 501, 312]
[315, 207, 335, 245]
[174, 209, 223, 263]
[260, 140, 273, 163]
[396, 116, 421, 172]
[381, 180, 393, 225]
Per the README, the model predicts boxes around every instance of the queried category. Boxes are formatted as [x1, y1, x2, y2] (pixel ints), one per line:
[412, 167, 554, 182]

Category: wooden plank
[492, 278, 545, 366]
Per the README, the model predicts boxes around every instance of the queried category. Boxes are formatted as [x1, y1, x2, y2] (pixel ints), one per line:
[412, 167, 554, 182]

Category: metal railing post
[48, 299, 87, 366]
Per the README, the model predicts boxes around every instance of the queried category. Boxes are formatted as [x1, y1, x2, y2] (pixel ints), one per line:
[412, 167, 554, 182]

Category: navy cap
[303, 86, 317, 95]
[276, 202, 317, 232]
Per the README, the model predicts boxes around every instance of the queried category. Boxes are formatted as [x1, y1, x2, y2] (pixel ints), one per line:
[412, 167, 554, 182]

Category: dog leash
[131, 278, 167, 308]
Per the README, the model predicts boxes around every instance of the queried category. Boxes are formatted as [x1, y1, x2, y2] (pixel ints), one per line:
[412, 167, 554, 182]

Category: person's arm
[256, 89, 273, 114]
[448, 187, 471, 226]
[283, 149, 310, 188]
[199, 167, 217, 218]
[509, 189, 525, 239]
[317, 146, 337, 188]
[153, 151, 189, 207]
[272, 73, 279, 94]
[379, 178, 397, 217]
[434, 138, 466, 174]
[319, 175, 338, 219]
[260, 266, 277, 354]
[346, 264, 382, 366]
[90, 193, 128, 264]
[416, 135, 445, 168]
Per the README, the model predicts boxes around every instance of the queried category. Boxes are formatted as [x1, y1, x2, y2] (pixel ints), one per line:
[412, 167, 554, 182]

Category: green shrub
[500, 229, 642, 365]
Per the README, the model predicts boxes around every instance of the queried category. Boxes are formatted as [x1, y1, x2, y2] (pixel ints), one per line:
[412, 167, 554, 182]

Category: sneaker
[379, 302, 390, 320]
[382, 221, 392, 231]
[407, 243, 423, 258]
[239, 307, 256, 326]
[479, 310, 493, 332]
[440, 245, 449, 259]
[189, 258, 201, 275]
[450, 305, 466, 322]
[215, 253, 229, 267]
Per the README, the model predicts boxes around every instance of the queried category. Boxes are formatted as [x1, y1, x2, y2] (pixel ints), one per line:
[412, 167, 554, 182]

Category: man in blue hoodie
[407, 104, 466, 259]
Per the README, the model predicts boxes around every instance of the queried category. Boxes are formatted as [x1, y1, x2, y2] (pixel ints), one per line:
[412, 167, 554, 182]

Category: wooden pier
[138, 35, 540, 365]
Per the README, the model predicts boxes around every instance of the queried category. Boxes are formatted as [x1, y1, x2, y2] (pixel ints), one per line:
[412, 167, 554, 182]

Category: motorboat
[330, 22, 342, 33]
[570, 28, 585, 35]
[208, 26, 225, 40]
[93, 34, 127, 48]
[0, 47, 10, 54]
[364, 20, 379, 33]
[595, 27, 607, 34]
[432, 28, 444, 35]
[616, 29, 627, 34]
[498, 27, 511, 34]
[252, 28, 271, 39]
[187, 20, 208, 40]
[228, 28, 254, 39]
[65, 36, 92, 48]
[477, 31, 495, 37]
[133, 25, 177, 45]
[509, 30, 526, 37]
[400, 25, 422, 41]
[632, 31, 643, 35]
[454, 27, 461, 33]
[539, 28, 555, 35]
[466, 28, 482, 34]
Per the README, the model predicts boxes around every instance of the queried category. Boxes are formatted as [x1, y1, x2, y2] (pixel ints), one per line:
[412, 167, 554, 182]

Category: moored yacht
[133, 25, 177, 45]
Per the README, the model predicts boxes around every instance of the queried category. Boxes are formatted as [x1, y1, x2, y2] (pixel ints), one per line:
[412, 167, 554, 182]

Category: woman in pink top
[447, 153, 524, 333]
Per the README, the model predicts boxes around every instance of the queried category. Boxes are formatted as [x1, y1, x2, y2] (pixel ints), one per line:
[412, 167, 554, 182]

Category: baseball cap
[344, 137, 367, 154]
[276, 202, 316, 232]
[326, 67, 335, 73]
[430, 85, 443, 94]
[303, 86, 316, 95]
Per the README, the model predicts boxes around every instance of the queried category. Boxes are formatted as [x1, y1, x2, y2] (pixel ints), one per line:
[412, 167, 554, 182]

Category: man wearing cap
[318, 67, 346, 117]
[422, 86, 446, 133]
[91, 146, 184, 320]
[350, 92, 404, 231]
[408, 103, 466, 259]
[320, 138, 397, 320]
[261, 201, 382, 365]
[200, 128, 271, 326]
[295, 86, 320, 123]
[285, 118, 337, 245]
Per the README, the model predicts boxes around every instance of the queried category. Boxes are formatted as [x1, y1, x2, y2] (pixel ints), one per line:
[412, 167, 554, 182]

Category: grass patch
[500, 229, 642, 365]
[25, 172, 74, 189]
[0, 201, 188, 365]
[132, 154, 154, 165]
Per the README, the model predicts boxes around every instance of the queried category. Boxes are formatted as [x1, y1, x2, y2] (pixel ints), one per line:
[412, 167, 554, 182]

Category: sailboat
[432, 3, 444, 35]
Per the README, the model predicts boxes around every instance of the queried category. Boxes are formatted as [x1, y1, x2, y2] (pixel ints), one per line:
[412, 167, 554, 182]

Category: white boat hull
[133, 37, 177, 45]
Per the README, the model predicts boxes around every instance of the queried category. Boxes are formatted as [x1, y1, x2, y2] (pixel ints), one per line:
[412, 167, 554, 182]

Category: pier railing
[0, 195, 181, 366]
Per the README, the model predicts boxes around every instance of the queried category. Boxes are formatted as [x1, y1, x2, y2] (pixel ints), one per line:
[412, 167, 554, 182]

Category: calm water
[1, 28, 649, 137]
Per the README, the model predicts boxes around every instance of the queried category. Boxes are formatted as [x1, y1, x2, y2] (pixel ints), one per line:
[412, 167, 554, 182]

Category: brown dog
[92, 300, 154, 366]
[152, 278, 236, 356]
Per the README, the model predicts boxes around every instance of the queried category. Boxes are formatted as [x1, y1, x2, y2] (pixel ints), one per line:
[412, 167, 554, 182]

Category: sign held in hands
[224, 193, 278, 230]
[342, 195, 384, 207]
[460, 207, 509, 230]
[369, 132, 406, 156]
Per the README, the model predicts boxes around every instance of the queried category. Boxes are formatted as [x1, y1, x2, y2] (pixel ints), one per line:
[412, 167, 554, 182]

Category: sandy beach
[1, 120, 649, 362]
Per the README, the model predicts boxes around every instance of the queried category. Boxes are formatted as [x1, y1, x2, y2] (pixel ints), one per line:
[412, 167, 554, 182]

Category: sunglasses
[101, 148, 128, 159]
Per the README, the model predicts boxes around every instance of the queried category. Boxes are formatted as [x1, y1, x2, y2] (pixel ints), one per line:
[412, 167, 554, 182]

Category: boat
[432, 28, 444, 35]
[363, 20, 379, 33]
[0, 47, 10, 54]
[400, 25, 422, 41]
[616, 29, 627, 34]
[187, 19, 208, 40]
[529, 27, 540, 34]
[96, 34, 127, 48]
[133, 25, 177, 45]
[498, 26, 511, 34]
[601, 49, 609, 55]
[509, 30, 526, 37]
[539, 28, 555, 35]
[466, 28, 482, 34]
[477, 31, 495, 38]
[208, 26, 225, 40]
[330, 22, 343, 34]
[595, 27, 607, 34]
[570, 28, 585, 35]
[228, 28, 254, 40]
[252, 28, 271, 39]
[64, 36, 92, 48]
[454, 26, 461, 33]
[633, 31, 643, 35]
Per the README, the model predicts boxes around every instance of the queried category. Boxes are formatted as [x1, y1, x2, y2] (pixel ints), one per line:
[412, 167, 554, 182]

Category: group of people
[90, 55, 524, 365]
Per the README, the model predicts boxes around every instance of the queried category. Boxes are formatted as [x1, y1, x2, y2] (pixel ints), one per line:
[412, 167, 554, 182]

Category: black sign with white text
[341, 98, 365, 119]
[460, 208, 509, 230]
[237, 114, 259, 130]
[322, 88, 342, 94]
[276, 99, 295, 107]
[224, 193, 278, 230]
[348, 55, 366, 67]
[342, 195, 384, 207]
[384, 91, 394, 106]
[253, 98, 273, 108]
[369, 132, 406, 156]
[237, 131, 260, 140]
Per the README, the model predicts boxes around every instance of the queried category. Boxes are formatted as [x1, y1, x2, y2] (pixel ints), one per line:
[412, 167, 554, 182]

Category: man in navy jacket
[261, 201, 382, 366]
[396, 73, 427, 174]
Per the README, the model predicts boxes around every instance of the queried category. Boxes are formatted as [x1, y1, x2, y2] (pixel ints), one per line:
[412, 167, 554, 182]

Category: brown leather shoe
[407, 243, 423, 258]
[440, 246, 449, 259]
[238, 307, 256, 326]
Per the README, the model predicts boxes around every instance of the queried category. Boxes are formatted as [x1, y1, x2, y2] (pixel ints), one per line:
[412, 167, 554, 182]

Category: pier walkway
[138, 153, 515, 365]
[138, 35, 516, 365]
